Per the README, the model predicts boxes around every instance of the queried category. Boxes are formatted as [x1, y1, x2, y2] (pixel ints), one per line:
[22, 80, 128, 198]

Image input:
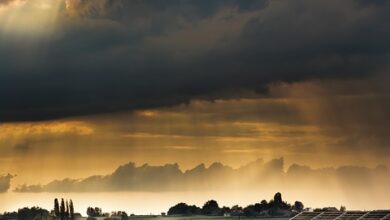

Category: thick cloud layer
[0, 174, 13, 193]
[14, 158, 281, 192]
[14, 158, 390, 196]
[0, 0, 389, 121]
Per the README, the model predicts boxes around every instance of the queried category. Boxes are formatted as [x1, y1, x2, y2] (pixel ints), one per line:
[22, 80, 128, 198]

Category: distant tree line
[86, 207, 129, 220]
[0, 207, 49, 220]
[168, 192, 305, 217]
[0, 199, 127, 220]
[104, 212, 129, 220]
[0, 194, 347, 220]
[86, 207, 103, 218]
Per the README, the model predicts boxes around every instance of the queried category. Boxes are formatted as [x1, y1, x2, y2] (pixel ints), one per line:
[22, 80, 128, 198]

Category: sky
[0, 0, 390, 214]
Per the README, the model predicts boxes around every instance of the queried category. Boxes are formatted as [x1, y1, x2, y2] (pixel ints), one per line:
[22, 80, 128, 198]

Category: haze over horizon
[0, 0, 390, 214]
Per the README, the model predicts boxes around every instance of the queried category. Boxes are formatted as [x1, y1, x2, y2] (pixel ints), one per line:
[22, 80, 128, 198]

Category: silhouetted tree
[202, 200, 220, 216]
[66, 200, 69, 219]
[167, 203, 201, 215]
[1, 211, 18, 220]
[243, 205, 257, 217]
[166, 193, 303, 218]
[230, 205, 243, 216]
[340, 206, 346, 212]
[17, 207, 49, 220]
[274, 192, 283, 207]
[60, 199, 66, 220]
[87, 207, 102, 218]
[253, 200, 269, 213]
[54, 199, 60, 218]
[221, 206, 231, 215]
[260, 200, 268, 211]
[111, 211, 128, 220]
[87, 207, 94, 218]
[293, 201, 304, 212]
[65, 200, 70, 219]
[69, 200, 75, 220]
[95, 207, 102, 216]
[271, 192, 291, 210]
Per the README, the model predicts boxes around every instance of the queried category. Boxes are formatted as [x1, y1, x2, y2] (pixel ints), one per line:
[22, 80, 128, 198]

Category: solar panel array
[360, 211, 390, 220]
[290, 211, 390, 220]
[316, 212, 344, 220]
[292, 212, 323, 220]
[338, 211, 367, 220]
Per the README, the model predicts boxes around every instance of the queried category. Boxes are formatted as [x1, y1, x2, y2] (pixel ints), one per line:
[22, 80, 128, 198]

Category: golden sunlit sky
[0, 0, 390, 215]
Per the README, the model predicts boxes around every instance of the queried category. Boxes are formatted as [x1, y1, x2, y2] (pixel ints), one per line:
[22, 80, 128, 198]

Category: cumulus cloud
[14, 158, 284, 192]
[0, 174, 13, 193]
[0, 0, 389, 121]
[14, 158, 390, 196]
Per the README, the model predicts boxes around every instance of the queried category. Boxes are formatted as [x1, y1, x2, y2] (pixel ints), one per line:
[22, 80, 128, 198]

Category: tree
[340, 206, 346, 212]
[230, 205, 243, 216]
[54, 199, 60, 218]
[293, 201, 304, 212]
[118, 211, 128, 220]
[243, 205, 257, 217]
[87, 207, 94, 218]
[95, 207, 102, 216]
[167, 203, 201, 215]
[254, 200, 268, 213]
[271, 192, 290, 210]
[87, 207, 102, 218]
[274, 192, 283, 207]
[17, 207, 49, 220]
[221, 206, 231, 215]
[66, 200, 69, 219]
[202, 200, 220, 216]
[60, 199, 66, 220]
[69, 200, 75, 220]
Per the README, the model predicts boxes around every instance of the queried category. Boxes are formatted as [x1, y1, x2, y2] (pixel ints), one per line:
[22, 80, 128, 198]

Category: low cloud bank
[14, 158, 390, 195]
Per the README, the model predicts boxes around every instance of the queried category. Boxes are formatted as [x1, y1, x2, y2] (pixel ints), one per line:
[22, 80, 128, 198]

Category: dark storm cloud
[1, 0, 389, 121]
[65, 0, 268, 18]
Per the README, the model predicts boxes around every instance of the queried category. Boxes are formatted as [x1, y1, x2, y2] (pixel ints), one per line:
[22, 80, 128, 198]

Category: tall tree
[54, 198, 60, 218]
[69, 200, 74, 220]
[60, 199, 66, 220]
[274, 192, 283, 207]
[66, 200, 69, 219]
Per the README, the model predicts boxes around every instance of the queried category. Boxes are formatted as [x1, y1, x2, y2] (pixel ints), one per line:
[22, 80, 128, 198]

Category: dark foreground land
[3, 195, 390, 220]
[110, 216, 288, 220]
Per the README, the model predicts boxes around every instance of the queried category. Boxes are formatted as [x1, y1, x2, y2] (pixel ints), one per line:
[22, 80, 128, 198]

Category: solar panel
[290, 211, 390, 220]
[291, 212, 323, 220]
[337, 211, 368, 220]
[316, 211, 344, 220]
[360, 211, 390, 220]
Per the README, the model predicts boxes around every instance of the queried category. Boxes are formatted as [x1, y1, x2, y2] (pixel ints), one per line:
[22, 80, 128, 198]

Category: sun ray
[0, 0, 62, 38]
